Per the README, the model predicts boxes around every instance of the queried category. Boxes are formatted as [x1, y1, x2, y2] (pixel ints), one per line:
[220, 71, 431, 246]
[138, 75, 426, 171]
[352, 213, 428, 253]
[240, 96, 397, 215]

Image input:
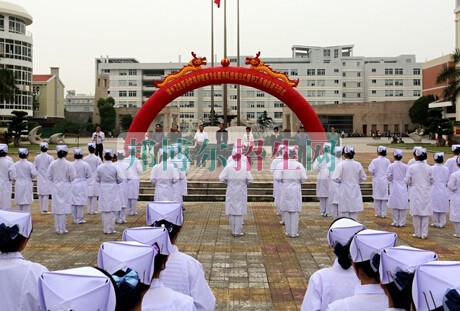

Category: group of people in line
[311, 144, 460, 240]
[0, 200, 216, 310]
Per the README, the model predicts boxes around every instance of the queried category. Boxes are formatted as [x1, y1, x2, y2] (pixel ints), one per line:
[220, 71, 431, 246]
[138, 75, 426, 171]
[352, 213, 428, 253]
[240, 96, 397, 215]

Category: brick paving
[15, 137, 460, 310]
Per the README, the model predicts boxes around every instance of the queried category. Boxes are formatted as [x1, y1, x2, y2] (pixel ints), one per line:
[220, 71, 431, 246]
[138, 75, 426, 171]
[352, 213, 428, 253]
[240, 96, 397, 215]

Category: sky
[12, 0, 456, 95]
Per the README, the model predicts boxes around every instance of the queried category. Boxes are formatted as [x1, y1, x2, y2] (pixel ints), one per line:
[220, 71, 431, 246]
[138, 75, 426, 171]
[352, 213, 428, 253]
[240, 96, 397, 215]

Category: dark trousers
[298, 145, 306, 167]
[95, 143, 103, 160]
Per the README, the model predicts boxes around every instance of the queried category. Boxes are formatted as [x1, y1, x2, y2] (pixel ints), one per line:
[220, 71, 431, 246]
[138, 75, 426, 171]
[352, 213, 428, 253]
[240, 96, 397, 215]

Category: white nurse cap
[103, 149, 113, 157]
[18, 148, 28, 155]
[326, 218, 366, 247]
[0, 143, 8, 152]
[40, 142, 49, 149]
[122, 227, 172, 255]
[0, 210, 32, 238]
[393, 149, 404, 157]
[377, 146, 387, 153]
[87, 142, 96, 149]
[434, 152, 445, 160]
[349, 229, 397, 263]
[73, 148, 83, 156]
[56, 145, 68, 152]
[146, 201, 183, 226]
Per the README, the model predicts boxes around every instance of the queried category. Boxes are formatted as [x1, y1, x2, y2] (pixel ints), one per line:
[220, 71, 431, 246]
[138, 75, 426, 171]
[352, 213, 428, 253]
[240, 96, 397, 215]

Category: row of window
[0, 16, 27, 35]
[303, 67, 421, 76]
[246, 112, 283, 119]
[119, 91, 137, 97]
[119, 69, 138, 76]
[0, 39, 32, 62]
[6, 64, 32, 85]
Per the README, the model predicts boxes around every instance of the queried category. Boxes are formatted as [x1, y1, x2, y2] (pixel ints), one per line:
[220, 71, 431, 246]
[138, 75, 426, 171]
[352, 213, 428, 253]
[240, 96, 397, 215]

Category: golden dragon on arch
[154, 52, 207, 88]
[245, 52, 299, 87]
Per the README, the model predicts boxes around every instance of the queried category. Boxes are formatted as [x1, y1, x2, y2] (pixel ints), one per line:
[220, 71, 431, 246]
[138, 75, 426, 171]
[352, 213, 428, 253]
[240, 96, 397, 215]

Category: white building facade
[95, 45, 422, 131]
[65, 90, 94, 113]
[0, 1, 33, 117]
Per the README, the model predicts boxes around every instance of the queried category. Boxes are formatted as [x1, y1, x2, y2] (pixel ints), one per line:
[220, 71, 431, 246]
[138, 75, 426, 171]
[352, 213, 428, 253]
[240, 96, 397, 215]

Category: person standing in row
[70, 148, 91, 225]
[96, 150, 122, 234]
[328, 147, 343, 220]
[445, 144, 460, 177]
[114, 149, 129, 224]
[83, 142, 102, 215]
[91, 125, 105, 161]
[0, 144, 14, 211]
[125, 146, 143, 216]
[34, 142, 53, 214]
[150, 152, 179, 202]
[13, 148, 37, 212]
[312, 143, 332, 217]
[47, 145, 75, 235]
[368, 146, 391, 218]
[194, 124, 209, 167]
[431, 152, 449, 229]
[447, 156, 460, 238]
[387, 149, 408, 227]
[216, 123, 228, 167]
[270, 127, 282, 157]
[296, 126, 309, 167]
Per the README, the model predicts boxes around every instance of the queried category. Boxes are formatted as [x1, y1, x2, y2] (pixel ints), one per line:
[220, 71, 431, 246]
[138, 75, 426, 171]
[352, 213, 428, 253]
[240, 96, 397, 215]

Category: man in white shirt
[194, 124, 209, 167]
[91, 125, 105, 160]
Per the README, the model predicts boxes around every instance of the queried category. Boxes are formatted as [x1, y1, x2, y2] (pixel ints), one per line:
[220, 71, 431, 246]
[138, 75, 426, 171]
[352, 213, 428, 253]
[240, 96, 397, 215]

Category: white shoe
[290, 233, 299, 238]
[78, 220, 87, 224]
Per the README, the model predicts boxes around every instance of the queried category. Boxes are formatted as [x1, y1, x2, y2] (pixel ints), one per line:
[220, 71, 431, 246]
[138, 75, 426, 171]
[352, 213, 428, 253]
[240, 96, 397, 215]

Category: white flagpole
[236, 0, 241, 126]
[210, 0, 215, 126]
[223, 0, 228, 127]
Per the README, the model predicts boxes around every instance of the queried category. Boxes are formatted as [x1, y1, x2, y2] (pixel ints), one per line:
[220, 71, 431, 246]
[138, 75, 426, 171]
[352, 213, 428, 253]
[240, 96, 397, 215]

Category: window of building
[385, 90, 394, 97]
[334, 49, 339, 58]
[256, 91, 265, 97]
[324, 49, 331, 57]
[230, 95, 237, 100]
[395, 90, 403, 97]
[413, 79, 420, 86]
[274, 112, 283, 118]
[413, 90, 421, 97]
[128, 69, 137, 76]
[342, 72, 346, 77]
[395, 68, 403, 75]
[394, 79, 403, 86]
[307, 80, 315, 86]
[119, 80, 127, 87]
[357, 82, 361, 87]
[385, 69, 393, 75]
[183, 91, 195, 97]
[128, 80, 137, 86]
[317, 69, 325, 76]
[357, 72, 361, 77]
[8, 17, 25, 34]
[119, 71, 127, 76]
[372, 69, 376, 73]
[413, 68, 421, 75]
[334, 80, 339, 84]
[307, 69, 315, 76]
[317, 80, 325, 87]
[274, 102, 284, 108]
[342, 62, 346, 66]
[334, 101, 339, 104]
[343, 82, 346, 87]
[317, 90, 325, 97]
[246, 90, 255, 97]
[128, 91, 137, 97]
[334, 90, 339, 94]
[248, 101, 255, 108]
[290, 69, 298, 76]
[246, 112, 255, 119]
[334, 69, 339, 73]
[385, 79, 393, 86]
[0, 15, 4, 30]
[119, 91, 127, 97]
[357, 62, 361, 66]
[372, 90, 376, 94]
[342, 93, 347, 98]
[307, 90, 316, 97]
[256, 101, 265, 108]
[357, 93, 361, 98]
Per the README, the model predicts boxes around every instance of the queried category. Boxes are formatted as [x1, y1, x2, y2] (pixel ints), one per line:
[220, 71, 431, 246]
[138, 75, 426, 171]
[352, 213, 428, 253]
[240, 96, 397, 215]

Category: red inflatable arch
[126, 53, 326, 146]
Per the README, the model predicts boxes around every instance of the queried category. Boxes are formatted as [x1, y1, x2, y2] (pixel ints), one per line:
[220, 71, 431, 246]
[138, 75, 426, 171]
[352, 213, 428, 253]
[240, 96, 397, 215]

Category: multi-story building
[65, 90, 94, 113]
[0, 1, 33, 118]
[32, 67, 65, 121]
[95, 45, 423, 131]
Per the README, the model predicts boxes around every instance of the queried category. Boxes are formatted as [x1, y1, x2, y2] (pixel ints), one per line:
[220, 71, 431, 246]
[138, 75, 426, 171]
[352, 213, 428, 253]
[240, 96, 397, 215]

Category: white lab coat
[431, 163, 449, 213]
[169, 154, 190, 196]
[13, 159, 37, 205]
[274, 159, 307, 212]
[96, 162, 122, 212]
[0, 157, 15, 210]
[301, 259, 360, 311]
[326, 284, 388, 311]
[331, 159, 367, 213]
[33, 152, 53, 195]
[160, 245, 216, 311]
[219, 159, 253, 215]
[312, 154, 331, 198]
[270, 156, 285, 208]
[448, 170, 460, 222]
[0, 252, 48, 311]
[445, 155, 459, 177]
[70, 159, 91, 205]
[82, 153, 102, 197]
[328, 157, 343, 205]
[387, 161, 408, 210]
[150, 161, 179, 201]
[368, 156, 390, 200]
[405, 161, 434, 216]
[114, 159, 129, 208]
[124, 156, 143, 199]
[47, 158, 75, 214]
[142, 279, 196, 311]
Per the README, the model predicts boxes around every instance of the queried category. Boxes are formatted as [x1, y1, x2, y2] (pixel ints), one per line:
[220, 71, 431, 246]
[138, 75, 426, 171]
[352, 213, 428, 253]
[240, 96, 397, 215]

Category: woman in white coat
[431, 152, 449, 228]
[368, 146, 391, 218]
[404, 148, 434, 239]
[447, 156, 460, 238]
[328, 147, 343, 220]
[47, 145, 75, 234]
[96, 150, 122, 234]
[33, 142, 54, 214]
[270, 149, 286, 221]
[13, 148, 37, 212]
[274, 150, 307, 237]
[125, 146, 143, 216]
[83, 142, 102, 215]
[150, 154, 179, 202]
[331, 146, 367, 221]
[219, 152, 254, 236]
[70, 148, 91, 225]
[386, 149, 408, 227]
[0, 144, 15, 211]
[312, 143, 332, 217]
[114, 150, 129, 224]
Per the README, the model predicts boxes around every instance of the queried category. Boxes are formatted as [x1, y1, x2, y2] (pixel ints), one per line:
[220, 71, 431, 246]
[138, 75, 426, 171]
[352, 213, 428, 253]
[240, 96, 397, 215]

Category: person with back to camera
[328, 147, 343, 220]
[70, 148, 91, 225]
[0, 210, 48, 311]
[368, 146, 391, 218]
[431, 152, 449, 229]
[125, 145, 143, 216]
[114, 149, 129, 224]
[301, 217, 366, 310]
[312, 143, 332, 217]
[13, 148, 37, 212]
[0, 144, 15, 211]
[447, 156, 460, 238]
[386, 149, 409, 227]
[92, 125, 105, 161]
[34, 142, 54, 214]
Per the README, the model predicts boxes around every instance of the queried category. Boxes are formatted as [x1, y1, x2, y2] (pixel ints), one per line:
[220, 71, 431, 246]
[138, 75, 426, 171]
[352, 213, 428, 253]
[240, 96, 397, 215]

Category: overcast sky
[13, 0, 456, 95]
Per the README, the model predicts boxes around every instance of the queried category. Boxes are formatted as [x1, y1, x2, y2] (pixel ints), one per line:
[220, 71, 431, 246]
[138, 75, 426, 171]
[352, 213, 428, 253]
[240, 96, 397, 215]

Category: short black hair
[0, 224, 27, 253]
[57, 150, 67, 158]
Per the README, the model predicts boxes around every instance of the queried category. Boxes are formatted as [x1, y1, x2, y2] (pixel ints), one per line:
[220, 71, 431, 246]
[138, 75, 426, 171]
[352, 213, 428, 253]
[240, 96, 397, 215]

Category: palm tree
[436, 48, 460, 105]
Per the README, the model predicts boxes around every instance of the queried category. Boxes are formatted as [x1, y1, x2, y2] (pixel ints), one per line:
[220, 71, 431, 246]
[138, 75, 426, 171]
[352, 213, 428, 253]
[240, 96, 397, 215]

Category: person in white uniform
[13, 148, 37, 212]
[431, 152, 449, 228]
[96, 149, 122, 234]
[168, 144, 191, 204]
[47, 145, 75, 234]
[331, 146, 367, 221]
[114, 149, 129, 224]
[33, 142, 54, 214]
[70, 148, 91, 224]
[220, 151, 254, 236]
[0, 144, 15, 211]
[147, 203, 216, 311]
[387, 149, 408, 227]
[150, 153, 179, 202]
[368, 146, 391, 218]
[301, 218, 366, 311]
[270, 148, 286, 220]
[328, 147, 343, 220]
[125, 145, 143, 216]
[407, 146, 422, 167]
[83, 142, 102, 215]
[326, 229, 397, 311]
[194, 124, 209, 167]
[447, 156, 460, 238]
[312, 143, 332, 217]
[274, 150, 307, 237]
[445, 144, 460, 177]
[0, 210, 48, 311]
[404, 148, 434, 239]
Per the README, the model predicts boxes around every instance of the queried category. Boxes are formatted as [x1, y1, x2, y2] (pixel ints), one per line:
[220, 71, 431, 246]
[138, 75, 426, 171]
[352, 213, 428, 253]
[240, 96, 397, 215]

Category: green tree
[0, 67, 19, 104]
[257, 110, 273, 131]
[98, 97, 116, 135]
[436, 48, 460, 105]
[409, 95, 437, 127]
[120, 114, 133, 131]
[7, 110, 29, 147]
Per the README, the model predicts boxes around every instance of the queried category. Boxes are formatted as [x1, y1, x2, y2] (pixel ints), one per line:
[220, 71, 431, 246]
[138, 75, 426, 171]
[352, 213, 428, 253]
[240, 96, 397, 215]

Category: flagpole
[236, 0, 241, 126]
[223, 0, 228, 127]
[210, 0, 215, 126]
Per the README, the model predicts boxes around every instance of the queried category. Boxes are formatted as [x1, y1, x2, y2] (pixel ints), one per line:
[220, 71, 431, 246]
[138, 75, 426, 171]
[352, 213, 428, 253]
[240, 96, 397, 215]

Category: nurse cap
[56, 145, 68, 152]
[379, 246, 438, 285]
[444, 286, 460, 311]
[123, 227, 172, 255]
[0, 210, 32, 238]
[412, 146, 422, 152]
[0, 143, 8, 152]
[343, 146, 355, 154]
[146, 201, 183, 226]
[38, 267, 116, 311]
[412, 261, 460, 311]
[18, 148, 28, 155]
[334, 146, 342, 155]
[415, 147, 427, 157]
[452, 144, 460, 152]
[87, 142, 96, 149]
[103, 149, 113, 157]
[377, 146, 387, 153]
[434, 152, 444, 160]
[116, 149, 125, 157]
[73, 148, 83, 156]
[393, 149, 404, 157]
[39, 142, 49, 149]
[349, 229, 397, 263]
[327, 218, 366, 247]
[98, 241, 157, 285]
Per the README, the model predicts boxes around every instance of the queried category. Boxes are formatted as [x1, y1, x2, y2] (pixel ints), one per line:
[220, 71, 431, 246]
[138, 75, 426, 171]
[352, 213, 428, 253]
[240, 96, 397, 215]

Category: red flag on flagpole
[214, 0, 221, 8]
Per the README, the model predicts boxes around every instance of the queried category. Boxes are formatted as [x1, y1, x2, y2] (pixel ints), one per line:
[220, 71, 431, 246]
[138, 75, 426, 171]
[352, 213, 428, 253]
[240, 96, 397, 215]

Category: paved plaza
[19, 137, 460, 310]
